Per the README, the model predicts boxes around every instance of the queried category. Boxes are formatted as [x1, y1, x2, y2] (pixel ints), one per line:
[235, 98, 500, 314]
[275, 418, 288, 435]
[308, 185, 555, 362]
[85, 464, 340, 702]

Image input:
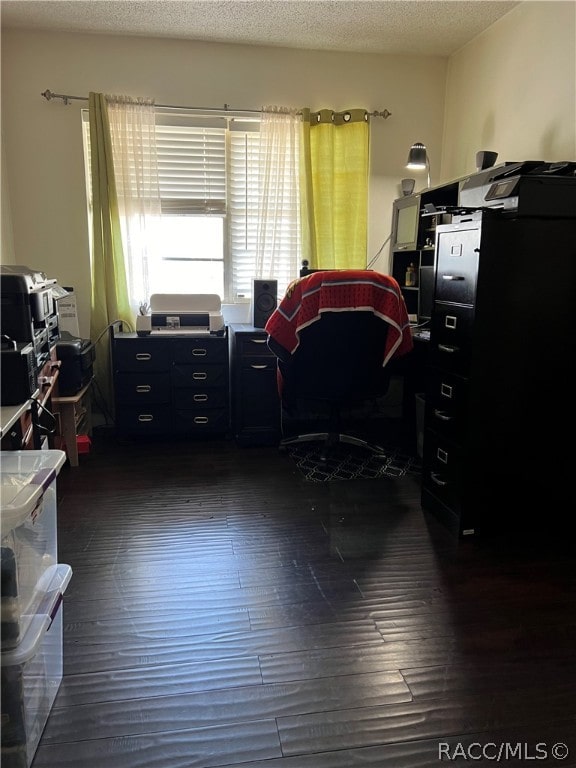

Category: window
[81, 109, 300, 304]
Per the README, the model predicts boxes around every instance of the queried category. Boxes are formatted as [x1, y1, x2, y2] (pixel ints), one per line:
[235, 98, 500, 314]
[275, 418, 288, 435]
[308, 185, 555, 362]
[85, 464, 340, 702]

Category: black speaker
[475, 150, 498, 171]
[252, 278, 278, 328]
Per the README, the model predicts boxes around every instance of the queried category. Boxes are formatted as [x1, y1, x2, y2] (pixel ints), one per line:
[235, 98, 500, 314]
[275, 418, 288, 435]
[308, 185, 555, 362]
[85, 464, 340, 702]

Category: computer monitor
[391, 194, 421, 251]
[418, 265, 435, 325]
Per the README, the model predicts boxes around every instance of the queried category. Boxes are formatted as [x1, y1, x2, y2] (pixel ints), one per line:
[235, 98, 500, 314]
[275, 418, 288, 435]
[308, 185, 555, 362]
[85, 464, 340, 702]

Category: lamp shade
[406, 142, 428, 169]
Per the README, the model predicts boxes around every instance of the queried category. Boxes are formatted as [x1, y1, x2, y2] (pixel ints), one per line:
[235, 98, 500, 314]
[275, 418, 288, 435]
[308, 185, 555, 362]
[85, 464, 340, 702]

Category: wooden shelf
[52, 379, 93, 467]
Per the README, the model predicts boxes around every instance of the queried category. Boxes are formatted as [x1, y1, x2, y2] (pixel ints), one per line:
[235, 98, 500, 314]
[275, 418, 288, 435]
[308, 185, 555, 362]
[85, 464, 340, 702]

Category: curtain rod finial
[41, 89, 54, 101]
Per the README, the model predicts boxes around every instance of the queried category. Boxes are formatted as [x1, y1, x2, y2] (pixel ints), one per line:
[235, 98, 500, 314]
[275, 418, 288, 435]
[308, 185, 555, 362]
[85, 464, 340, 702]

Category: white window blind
[155, 115, 226, 215]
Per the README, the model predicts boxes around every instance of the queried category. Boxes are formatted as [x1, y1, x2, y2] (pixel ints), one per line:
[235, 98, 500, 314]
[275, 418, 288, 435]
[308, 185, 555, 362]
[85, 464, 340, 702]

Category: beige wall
[442, 1, 576, 179]
[1, 29, 448, 334]
[1, 1, 574, 337]
[1, 136, 15, 263]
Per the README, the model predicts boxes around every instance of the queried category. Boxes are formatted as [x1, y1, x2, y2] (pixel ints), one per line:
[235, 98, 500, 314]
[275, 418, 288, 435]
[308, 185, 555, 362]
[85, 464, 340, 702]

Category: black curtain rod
[40, 90, 392, 119]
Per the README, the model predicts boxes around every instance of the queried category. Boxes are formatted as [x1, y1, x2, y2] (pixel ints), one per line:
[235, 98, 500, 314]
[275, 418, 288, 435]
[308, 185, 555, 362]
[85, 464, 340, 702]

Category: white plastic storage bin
[1, 450, 66, 650]
[1, 564, 71, 768]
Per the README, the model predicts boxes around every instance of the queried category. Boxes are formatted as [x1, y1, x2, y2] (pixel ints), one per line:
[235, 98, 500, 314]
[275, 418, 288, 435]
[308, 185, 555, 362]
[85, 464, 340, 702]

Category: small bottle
[405, 263, 417, 287]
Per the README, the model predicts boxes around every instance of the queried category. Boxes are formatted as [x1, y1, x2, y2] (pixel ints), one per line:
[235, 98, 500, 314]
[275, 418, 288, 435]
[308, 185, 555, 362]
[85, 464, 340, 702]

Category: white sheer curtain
[255, 107, 301, 287]
[106, 95, 161, 315]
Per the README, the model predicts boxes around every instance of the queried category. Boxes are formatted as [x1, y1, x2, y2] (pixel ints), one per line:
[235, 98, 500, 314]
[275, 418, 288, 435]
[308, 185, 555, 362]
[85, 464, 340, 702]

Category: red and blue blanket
[265, 269, 413, 365]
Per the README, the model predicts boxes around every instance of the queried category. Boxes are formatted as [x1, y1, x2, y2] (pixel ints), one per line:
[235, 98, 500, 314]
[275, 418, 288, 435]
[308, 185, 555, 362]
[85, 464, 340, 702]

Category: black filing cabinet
[421, 208, 575, 537]
[229, 324, 280, 446]
[112, 330, 229, 437]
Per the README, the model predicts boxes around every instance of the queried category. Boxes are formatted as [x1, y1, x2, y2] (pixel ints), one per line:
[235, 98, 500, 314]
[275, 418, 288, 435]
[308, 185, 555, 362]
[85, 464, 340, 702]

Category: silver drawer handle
[251, 338, 266, 344]
[442, 275, 465, 281]
[430, 471, 448, 487]
[438, 344, 459, 354]
[250, 364, 269, 370]
[440, 383, 453, 399]
[433, 409, 453, 421]
[135, 353, 151, 361]
[192, 349, 207, 356]
[138, 414, 154, 422]
[136, 385, 151, 393]
[193, 394, 208, 402]
[437, 447, 448, 464]
[193, 372, 208, 380]
[194, 416, 209, 424]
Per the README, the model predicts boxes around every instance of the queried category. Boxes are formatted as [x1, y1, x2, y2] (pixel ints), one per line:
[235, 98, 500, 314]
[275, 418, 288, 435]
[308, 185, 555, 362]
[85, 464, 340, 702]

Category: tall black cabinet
[421, 205, 575, 537]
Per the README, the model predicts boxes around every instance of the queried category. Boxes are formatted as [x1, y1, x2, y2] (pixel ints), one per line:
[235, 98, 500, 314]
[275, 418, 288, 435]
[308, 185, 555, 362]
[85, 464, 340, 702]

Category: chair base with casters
[279, 427, 390, 463]
[275, 313, 394, 461]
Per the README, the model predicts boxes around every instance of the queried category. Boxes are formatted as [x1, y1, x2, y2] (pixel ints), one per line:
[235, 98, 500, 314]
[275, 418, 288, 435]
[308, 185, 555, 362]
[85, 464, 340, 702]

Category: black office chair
[265, 269, 413, 460]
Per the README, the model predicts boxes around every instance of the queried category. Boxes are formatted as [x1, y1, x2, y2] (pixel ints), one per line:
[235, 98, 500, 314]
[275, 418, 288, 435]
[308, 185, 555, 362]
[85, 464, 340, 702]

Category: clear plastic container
[1, 450, 66, 649]
[1, 564, 71, 768]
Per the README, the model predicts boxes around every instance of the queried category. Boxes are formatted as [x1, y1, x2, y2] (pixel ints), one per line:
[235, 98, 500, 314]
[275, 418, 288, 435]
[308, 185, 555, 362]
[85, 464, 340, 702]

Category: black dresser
[421, 205, 575, 537]
[112, 330, 229, 438]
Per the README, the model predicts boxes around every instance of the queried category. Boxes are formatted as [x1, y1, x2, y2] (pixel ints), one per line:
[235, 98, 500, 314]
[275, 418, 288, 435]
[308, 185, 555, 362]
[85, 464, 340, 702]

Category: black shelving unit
[389, 182, 459, 322]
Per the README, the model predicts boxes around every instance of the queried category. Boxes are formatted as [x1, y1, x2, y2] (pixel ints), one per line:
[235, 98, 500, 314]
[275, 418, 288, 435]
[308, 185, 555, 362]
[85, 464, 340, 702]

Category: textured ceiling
[1, 0, 520, 56]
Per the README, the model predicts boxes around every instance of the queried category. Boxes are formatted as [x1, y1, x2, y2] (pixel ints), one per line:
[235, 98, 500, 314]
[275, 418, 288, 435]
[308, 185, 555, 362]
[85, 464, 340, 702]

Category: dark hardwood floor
[34, 424, 576, 767]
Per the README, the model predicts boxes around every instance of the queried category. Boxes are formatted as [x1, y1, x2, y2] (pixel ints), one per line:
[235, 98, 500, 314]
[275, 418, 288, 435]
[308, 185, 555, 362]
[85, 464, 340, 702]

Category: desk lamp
[406, 142, 430, 189]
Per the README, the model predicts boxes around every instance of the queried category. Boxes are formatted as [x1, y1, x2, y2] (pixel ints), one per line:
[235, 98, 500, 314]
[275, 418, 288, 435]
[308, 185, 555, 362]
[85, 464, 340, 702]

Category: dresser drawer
[429, 305, 475, 376]
[115, 372, 171, 404]
[115, 405, 172, 435]
[172, 364, 227, 389]
[241, 357, 277, 374]
[172, 408, 229, 435]
[172, 388, 227, 410]
[114, 340, 172, 371]
[172, 338, 227, 364]
[238, 335, 273, 358]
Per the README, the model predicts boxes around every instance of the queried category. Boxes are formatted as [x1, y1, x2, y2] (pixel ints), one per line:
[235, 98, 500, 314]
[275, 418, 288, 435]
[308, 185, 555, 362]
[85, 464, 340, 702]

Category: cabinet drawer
[429, 305, 474, 376]
[421, 430, 463, 516]
[116, 405, 172, 435]
[435, 227, 479, 306]
[172, 338, 227, 364]
[114, 341, 172, 371]
[173, 389, 227, 410]
[115, 372, 171, 404]
[241, 357, 277, 373]
[426, 369, 469, 442]
[238, 335, 273, 357]
[172, 408, 229, 435]
[240, 367, 280, 426]
[172, 364, 227, 389]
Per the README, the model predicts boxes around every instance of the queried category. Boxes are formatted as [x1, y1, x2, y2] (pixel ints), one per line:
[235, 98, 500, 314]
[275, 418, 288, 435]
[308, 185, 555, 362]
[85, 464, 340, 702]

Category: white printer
[136, 294, 225, 337]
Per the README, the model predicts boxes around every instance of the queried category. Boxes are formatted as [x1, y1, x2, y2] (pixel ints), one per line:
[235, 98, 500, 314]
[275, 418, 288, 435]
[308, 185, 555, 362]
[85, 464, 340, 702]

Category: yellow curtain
[88, 93, 132, 417]
[300, 108, 370, 270]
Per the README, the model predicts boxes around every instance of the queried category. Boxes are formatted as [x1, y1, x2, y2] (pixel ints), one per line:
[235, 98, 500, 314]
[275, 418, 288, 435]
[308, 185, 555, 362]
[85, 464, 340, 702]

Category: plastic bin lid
[0, 449, 66, 478]
[1, 563, 72, 666]
[1, 483, 44, 533]
[1, 450, 66, 533]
